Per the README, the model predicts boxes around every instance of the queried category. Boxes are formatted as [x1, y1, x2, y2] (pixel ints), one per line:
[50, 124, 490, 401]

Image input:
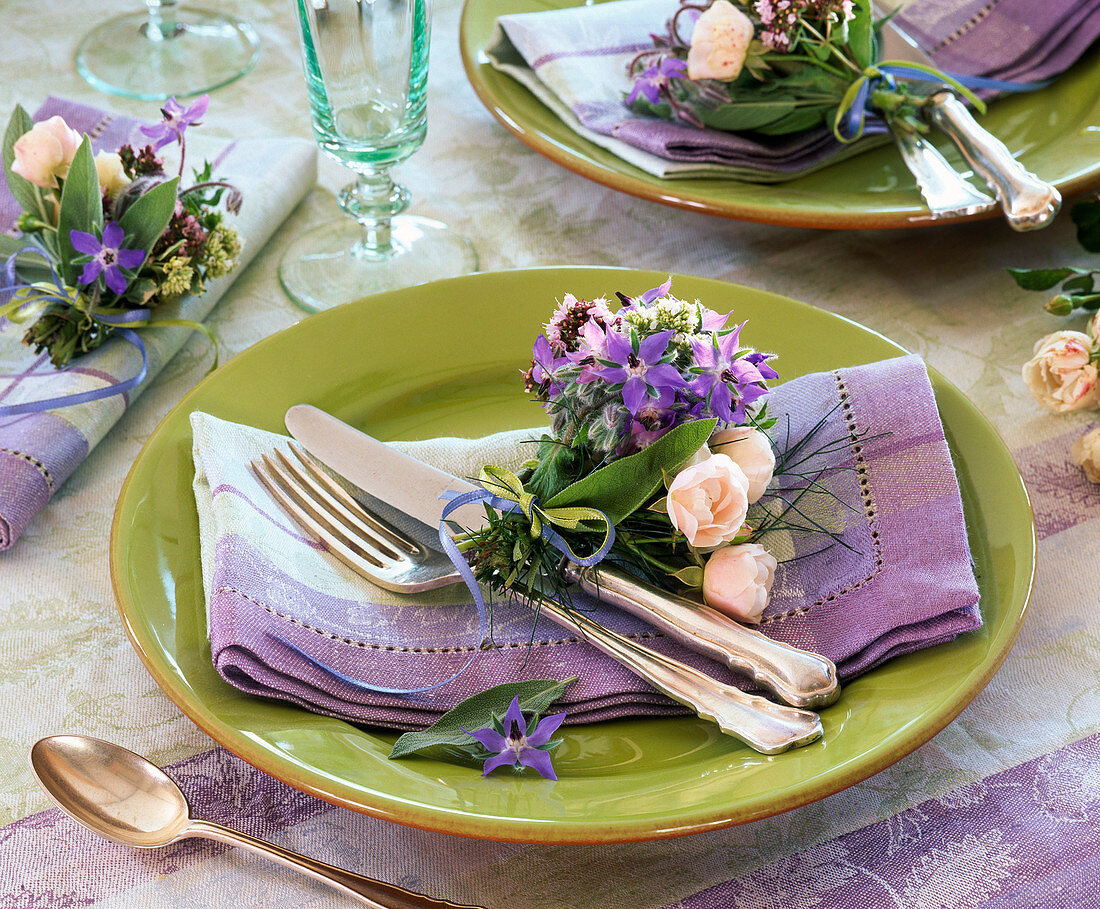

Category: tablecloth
[3, 0, 1099, 906]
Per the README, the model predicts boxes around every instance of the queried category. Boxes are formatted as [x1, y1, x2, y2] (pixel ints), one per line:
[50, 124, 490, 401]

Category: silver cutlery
[252, 438, 825, 755]
[30, 735, 482, 909]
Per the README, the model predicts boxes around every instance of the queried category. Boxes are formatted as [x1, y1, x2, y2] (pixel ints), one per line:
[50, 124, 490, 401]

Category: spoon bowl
[31, 735, 191, 849]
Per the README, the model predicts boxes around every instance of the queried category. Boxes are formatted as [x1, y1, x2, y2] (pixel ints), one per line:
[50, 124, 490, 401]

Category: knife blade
[285, 404, 840, 709]
[876, 15, 1061, 230]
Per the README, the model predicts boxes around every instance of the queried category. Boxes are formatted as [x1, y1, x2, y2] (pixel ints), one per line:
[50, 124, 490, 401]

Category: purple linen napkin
[192, 354, 981, 730]
[488, 0, 1100, 179]
[0, 98, 317, 551]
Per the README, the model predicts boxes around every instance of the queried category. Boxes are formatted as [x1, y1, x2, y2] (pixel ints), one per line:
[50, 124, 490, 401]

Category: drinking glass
[279, 0, 476, 312]
[75, 1, 259, 100]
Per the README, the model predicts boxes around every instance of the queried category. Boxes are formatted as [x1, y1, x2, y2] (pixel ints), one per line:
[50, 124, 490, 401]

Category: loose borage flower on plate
[1, 96, 241, 369]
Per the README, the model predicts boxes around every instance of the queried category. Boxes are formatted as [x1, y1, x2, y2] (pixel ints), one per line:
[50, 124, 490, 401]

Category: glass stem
[339, 170, 411, 259]
[143, 0, 183, 42]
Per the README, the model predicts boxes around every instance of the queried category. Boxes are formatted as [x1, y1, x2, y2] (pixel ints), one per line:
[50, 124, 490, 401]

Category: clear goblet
[75, 1, 259, 100]
[279, 0, 477, 313]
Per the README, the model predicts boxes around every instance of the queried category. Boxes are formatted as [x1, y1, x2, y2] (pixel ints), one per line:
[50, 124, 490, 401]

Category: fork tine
[252, 452, 400, 575]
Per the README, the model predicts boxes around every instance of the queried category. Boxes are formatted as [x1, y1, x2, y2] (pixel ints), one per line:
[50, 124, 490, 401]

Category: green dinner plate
[459, 0, 1100, 230]
[110, 267, 1035, 843]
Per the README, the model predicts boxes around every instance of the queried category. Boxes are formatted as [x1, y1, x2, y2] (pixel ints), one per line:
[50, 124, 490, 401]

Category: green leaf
[2, 105, 47, 219]
[118, 176, 179, 255]
[56, 137, 101, 286]
[1006, 266, 1081, 291]
[850, 0, 876, 70]
[1062, 273, 1096, 295]
[701, 97, 799, 133]
[1071, 199, 1100, 253]
[545, 419, 717, 525]
[671, 565, 704, 588]
[388, 678, 575, 759]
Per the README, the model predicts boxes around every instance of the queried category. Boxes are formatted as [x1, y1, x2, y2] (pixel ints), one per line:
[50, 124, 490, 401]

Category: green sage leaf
[388, 677, 575, 759]
[1006, 266, 1080, 291]
[56, 137, 101, 286]
[118, 176, 179, 255]
[1, 105, 47, 219]
[545, 419, 717, 524]
[850, 0, 876, 70]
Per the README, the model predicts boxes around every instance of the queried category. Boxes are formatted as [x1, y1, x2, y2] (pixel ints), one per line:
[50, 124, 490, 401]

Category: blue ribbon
[837, 63, 1051, 142]
[0, 248, 150, 418]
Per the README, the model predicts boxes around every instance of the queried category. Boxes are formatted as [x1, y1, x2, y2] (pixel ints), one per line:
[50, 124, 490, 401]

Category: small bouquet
[452, 279, 814, 625]
[1, 96, 241, 370]
[625, 0, 981, 143]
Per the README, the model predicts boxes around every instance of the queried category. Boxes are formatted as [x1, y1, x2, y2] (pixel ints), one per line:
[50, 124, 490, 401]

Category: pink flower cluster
[752, 0, 854, 52]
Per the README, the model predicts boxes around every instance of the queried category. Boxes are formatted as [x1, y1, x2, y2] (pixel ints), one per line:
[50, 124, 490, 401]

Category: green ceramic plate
[459, 0, 1100, 230]
[110, 268, 1035, 843]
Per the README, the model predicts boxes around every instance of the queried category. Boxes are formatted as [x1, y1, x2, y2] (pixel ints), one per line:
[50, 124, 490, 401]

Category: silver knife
[284, 404, 840, 710]
[878, 15, 1061, 230]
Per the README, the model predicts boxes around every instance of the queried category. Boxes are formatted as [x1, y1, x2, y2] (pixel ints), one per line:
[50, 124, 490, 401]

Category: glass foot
[75, 8, 260, 100]
[278, 216, 479, 313]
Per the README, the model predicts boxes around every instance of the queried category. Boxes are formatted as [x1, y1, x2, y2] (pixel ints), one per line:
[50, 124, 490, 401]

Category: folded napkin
[486, 0, 1100, 180]
[192, 354, 981, 730]
[0, 97, 317, 551]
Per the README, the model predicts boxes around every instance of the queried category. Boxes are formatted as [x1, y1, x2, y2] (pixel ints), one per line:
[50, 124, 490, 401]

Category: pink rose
[11, 116, 82, 189]
[666, 453, 750, 549]
[702, 542, 776, 623]
[687, 0, 755, 82]
[1021, 330, 1099, 413]
[709, 426, 775, 503]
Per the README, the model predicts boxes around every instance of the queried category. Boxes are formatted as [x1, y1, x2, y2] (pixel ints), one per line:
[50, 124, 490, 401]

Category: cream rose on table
[10, 115, 82, 189]
[1022, 330, 1100, 413]
[686, 0, 755, 81]
[666, 453, 750, 549]
[709, 426, 775, 503]
[1072, 426, 1100, 484]
[702, 542, 777, 623]
[93, 151, 130, 197]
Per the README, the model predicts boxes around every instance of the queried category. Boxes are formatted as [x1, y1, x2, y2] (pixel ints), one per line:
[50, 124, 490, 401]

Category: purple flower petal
[604, 328, 632, 364]
[78, 259, 104, 285]
[502, 696, 526, 738]
[645, 362, 687, 389]
[70, 230, 102, 256]
[639, 278, 672, 305]
[162, 97, 186, 120]
[622, 376, 648, 415]
[102, 221, 124, 249]
[116, 247, 147, 270]
[481, 751, 518, 777]
[517, 746, 557, 781]
[462, 725, 507, 752]
[637, 329, 674, 363]
[526, 711, 566, 748]
[185, 94, 210, 120]
[103, 264, 129, 295]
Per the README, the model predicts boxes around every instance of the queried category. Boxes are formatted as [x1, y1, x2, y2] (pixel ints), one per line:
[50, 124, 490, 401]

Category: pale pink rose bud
[1021, 330, 1100, 413]
[709, 426, 775, 503]
[1089, 311, 1100, 349]
[11, 116, 82, 189]
[93, 151, 131, 197]
[687, 0, 755, 82]
[702, 542, 776, 624]
[1071, 426, 1100, 484]
[666, 453, 750, 549]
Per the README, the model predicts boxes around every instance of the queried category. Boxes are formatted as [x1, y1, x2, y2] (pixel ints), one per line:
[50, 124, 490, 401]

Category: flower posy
[463, 696, 565, 780]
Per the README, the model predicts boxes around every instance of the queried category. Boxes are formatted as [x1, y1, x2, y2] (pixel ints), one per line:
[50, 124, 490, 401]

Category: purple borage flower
[626, 56, 688, 105]
[689, 323, 776, 424]
[70, 222, 146, 295]
[140, 95, 210, 150]
[463, 696, 566, 780]
[597, 328, 686, 417]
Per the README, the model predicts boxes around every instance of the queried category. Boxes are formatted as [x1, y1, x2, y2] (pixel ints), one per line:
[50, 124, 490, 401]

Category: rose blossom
[1071, 426, 1100, 484]
[687, 0, 755, 82]
[94, 151, 130, 197]
[666, 453, 750, 549]
[1089, 311, 1100, 349]
[709, 426, 775, 503]
[702, 542, 776, 623]
[11, 116, 82, 189]
[1022, 331, 1100, 413]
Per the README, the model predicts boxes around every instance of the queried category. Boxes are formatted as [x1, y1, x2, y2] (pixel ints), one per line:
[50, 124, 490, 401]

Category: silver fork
[252, 445, 826, 755]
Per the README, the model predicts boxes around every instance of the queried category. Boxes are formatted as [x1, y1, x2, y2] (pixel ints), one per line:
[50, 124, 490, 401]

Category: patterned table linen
[4, 0, 1100, 905]
[0, 98, 317, 551]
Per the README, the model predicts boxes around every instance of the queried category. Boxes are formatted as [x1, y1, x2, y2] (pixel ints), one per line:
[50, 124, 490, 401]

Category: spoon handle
[189, 819, 483, 909]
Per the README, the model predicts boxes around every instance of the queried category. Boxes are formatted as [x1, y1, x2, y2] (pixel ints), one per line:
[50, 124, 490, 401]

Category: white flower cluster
[1022, 312, 1100, 484]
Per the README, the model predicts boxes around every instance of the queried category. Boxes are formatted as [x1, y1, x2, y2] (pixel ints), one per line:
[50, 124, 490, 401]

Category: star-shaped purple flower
[464, 696, 566, 780]
[140, 95, 210, 150]
[626, 57, 688, 106]
[70, 222, 146, 295]
[597, 328, 685, 416]
[689, 325, 773, 424]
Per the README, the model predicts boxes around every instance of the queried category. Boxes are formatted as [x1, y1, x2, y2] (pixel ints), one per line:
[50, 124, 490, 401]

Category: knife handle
[536, 598, 822, 755]
[561, 561, 840, 710]
[926, 90, 1061, 231]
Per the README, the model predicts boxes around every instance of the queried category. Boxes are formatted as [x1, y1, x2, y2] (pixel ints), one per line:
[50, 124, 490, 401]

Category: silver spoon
[30, 735, 483, 909]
